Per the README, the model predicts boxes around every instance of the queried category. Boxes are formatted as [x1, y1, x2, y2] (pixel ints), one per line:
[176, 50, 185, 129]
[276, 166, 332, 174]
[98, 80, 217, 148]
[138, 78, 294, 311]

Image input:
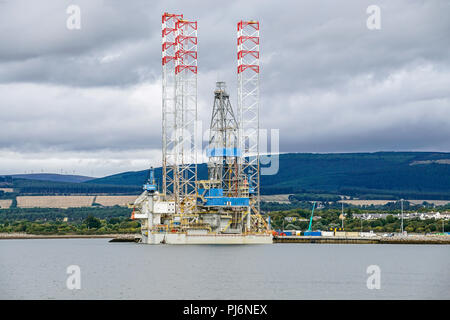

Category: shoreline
[1, 233, 449, 244]
[0, 233, 140, 240]
[274, 235, 450, 245]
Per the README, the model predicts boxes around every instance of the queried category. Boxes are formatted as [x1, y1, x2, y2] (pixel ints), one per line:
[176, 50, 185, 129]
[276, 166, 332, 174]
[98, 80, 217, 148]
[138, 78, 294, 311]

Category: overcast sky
[1, 0, 449, 177]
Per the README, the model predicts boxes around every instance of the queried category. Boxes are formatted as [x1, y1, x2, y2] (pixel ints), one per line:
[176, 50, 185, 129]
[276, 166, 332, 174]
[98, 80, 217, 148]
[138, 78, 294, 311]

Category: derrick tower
[207, 82, 240, 196]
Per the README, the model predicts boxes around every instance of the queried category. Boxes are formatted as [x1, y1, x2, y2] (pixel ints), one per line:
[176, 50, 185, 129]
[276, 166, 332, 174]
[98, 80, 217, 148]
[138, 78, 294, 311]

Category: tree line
[0, 215, 140, 235]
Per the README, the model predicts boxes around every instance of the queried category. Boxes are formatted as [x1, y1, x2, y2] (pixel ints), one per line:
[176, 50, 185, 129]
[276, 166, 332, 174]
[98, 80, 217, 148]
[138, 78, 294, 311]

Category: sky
[0, 0, 449, 177]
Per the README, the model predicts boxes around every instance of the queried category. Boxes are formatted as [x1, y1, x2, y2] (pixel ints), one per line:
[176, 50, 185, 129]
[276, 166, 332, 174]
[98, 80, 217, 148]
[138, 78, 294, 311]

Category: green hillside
[86, 152, 450, 199]
[11, 173, 94, 183]
[3, 152, 449, 198]
[87, 167, 164, 187]
[87, 166, 208, 187]
[260, 152, 450, 196]
[9, 178, 141, 195]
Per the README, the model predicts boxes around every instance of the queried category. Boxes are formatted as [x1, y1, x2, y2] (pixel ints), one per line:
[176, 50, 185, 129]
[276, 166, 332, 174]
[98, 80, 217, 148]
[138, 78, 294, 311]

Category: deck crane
[307, 201, 316, 232]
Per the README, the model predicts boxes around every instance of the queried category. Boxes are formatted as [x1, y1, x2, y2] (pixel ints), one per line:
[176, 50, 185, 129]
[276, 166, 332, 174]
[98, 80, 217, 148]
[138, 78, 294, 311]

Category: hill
[87, 166, 208, 187]
[8, 178, 141, 196]
[260, 152, 450, 198]
[87, 152, 450, 199]
[87, 167, 163, 187]
[10, 173, 94, 183]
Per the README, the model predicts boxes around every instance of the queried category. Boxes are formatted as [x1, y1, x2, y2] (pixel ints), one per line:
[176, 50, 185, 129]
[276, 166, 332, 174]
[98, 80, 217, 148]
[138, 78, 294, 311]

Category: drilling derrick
[237, 20, 260, 216]
[198, 82, 249, 234]
[207, 82, 240, 196]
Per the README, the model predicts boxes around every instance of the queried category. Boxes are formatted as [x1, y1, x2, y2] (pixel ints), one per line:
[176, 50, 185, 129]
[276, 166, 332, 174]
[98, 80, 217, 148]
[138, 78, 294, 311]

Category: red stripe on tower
[175, 20, 198, 74]
[237, 20, 260, 74]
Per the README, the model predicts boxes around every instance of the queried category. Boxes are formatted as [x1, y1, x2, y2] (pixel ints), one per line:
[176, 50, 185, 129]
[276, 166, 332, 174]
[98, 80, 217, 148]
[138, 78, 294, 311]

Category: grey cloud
[2, 0, 449, 91]
[0, 0, 449, 176]
[0, 83, 162, 152]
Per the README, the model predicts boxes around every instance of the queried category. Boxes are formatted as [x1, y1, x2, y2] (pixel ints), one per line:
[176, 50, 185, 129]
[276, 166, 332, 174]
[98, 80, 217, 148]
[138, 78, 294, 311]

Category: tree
[346, 208, 353, 219]
[386, 215, 395, 223]
[371, 220, 382, 228]
[374, 226, 383, 232]
[108, 217, 121, 225]
[84, 215, 101, 229]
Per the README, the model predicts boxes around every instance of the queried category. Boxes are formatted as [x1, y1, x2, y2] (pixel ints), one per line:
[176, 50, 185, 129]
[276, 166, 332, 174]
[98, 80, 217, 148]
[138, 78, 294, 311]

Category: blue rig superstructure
[142, 167, 157, 193]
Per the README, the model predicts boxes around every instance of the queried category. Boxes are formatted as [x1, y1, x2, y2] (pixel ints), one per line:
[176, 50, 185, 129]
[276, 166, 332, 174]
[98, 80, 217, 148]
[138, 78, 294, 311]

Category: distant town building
[353, 212, 450, 220]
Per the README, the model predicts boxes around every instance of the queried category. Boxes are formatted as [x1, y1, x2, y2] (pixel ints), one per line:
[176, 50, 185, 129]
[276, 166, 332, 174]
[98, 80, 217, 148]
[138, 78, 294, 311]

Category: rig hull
[142, 232, 273, 244]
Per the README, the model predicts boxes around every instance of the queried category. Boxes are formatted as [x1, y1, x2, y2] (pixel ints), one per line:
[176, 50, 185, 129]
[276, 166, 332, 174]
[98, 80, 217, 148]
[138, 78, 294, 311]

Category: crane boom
[307, 201, 316, 232]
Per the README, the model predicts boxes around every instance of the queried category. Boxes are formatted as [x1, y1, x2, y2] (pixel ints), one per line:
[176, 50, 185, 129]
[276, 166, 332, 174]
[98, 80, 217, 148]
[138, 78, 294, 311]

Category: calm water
[0, 239, 448, 299]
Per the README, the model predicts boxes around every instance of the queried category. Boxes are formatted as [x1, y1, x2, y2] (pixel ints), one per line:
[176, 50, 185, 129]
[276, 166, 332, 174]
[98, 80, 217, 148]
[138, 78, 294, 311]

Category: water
[0, 239, 448, 299]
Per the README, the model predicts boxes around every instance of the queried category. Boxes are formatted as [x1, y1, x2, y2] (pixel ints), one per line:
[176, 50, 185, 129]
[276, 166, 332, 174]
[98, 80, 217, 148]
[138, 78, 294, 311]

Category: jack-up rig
[130, 13, 272, 244]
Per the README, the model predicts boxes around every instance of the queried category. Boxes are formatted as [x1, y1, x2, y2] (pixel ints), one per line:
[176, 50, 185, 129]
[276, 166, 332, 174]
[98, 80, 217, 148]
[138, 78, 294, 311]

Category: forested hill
[86, 152, 450, 199]
[11, 173, 94, 183]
